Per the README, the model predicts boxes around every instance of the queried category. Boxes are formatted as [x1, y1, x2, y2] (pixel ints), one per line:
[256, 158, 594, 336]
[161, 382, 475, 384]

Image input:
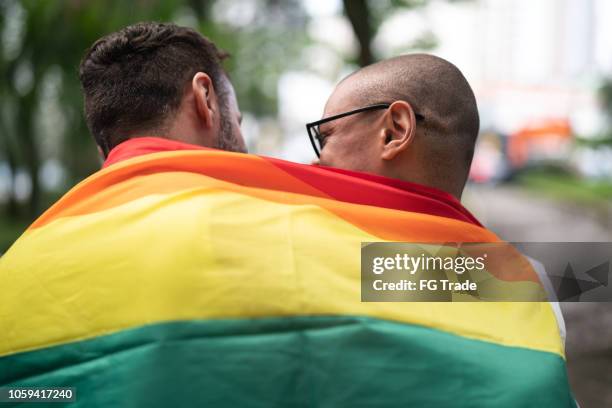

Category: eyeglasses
[306, 102, 424, 158]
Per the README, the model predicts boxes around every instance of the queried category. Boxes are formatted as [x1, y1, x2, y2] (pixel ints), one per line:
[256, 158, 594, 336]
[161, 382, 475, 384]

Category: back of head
[79, 22, 230, 156]
[354, 54, 479, 164]
[339, 54, 479, 193]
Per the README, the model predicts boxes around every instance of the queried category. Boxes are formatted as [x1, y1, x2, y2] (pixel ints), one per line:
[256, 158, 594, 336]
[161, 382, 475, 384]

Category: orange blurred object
[508, 119, 573, 168]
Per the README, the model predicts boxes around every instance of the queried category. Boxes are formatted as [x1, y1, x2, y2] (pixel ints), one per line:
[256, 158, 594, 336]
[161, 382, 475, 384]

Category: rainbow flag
[0, 141, 575, 407]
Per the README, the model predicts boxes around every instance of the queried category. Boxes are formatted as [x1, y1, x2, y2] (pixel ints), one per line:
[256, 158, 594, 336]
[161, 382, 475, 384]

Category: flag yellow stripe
[0, 185, 563, 358]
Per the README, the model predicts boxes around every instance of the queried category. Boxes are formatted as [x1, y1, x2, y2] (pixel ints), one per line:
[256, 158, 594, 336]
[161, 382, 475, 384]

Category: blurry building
[428, 0, 608, 136]
[417, 0, 612, 180]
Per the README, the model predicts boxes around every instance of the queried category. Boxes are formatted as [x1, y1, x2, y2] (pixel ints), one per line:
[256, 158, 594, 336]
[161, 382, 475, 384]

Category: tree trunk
[17, 90, 41, 218]
[343, 0, 375, 66]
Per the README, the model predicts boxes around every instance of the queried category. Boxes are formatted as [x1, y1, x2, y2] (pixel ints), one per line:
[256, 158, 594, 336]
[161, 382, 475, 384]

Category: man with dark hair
[309, 54, 479, 200]
[79, 21, 246, 158]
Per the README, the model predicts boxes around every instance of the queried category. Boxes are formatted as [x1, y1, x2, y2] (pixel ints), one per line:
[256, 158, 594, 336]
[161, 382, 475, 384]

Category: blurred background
[1, 0, 611, 405]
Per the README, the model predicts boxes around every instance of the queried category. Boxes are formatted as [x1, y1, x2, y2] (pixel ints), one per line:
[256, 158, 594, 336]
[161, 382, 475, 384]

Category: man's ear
[192, 72, 218, 129]
[380, 100, 417, 160]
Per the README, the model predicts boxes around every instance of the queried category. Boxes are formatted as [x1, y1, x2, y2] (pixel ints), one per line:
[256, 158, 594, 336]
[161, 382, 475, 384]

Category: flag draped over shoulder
[0, 139, 575, 407]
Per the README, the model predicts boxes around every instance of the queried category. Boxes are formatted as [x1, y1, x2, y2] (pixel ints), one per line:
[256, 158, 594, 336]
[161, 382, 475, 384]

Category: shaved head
[342, 54, 479, 158]
[318, 54, 480, 199]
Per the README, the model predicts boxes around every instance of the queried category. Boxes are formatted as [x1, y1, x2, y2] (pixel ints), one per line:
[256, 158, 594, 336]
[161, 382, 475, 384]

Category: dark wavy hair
[79, 22, 229, 155]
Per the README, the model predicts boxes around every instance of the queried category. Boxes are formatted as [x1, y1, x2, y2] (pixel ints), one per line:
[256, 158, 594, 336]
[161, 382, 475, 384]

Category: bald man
[306, 54, 577, 407]
[310, 53, 478, 200]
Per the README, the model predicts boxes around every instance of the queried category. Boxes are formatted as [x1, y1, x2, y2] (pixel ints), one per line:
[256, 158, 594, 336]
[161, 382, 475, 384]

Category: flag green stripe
[1, 316, 575, 408]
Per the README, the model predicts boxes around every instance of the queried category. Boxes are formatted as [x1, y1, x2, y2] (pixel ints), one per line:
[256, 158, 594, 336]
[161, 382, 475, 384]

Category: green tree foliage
[0, 0, 307, 225]
[599, 78, 612, 126]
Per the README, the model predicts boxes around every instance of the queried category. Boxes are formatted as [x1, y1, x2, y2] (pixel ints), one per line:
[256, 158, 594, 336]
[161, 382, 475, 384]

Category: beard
[215, 99, 246, 153]
[215, 116, 242, 152]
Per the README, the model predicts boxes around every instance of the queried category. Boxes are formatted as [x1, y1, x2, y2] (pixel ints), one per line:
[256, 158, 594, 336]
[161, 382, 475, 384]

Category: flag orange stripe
[29, 170, 498, 244]
[29, 152, 331, 230]
[30, 150, 481, 230]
